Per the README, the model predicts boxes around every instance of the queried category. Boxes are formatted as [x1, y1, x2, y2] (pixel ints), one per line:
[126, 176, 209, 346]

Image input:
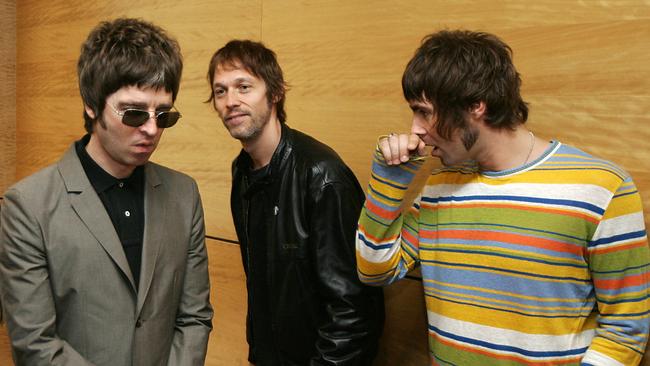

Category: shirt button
[118, 182, 124, 188]
[125, 210, 131, 217]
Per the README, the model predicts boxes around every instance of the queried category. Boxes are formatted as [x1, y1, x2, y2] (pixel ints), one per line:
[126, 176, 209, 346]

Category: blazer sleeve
[167, 180, 213, 365]
[0, 189, 95, 366]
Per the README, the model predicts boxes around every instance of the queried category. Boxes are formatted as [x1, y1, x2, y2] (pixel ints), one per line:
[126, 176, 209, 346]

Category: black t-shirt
[246, 164, 280, 365]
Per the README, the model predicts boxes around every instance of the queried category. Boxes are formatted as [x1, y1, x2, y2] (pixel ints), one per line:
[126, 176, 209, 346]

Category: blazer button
[135, 318, 143, 328]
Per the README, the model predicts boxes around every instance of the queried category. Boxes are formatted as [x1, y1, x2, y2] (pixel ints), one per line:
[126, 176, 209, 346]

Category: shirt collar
[75, 134, 144, 193]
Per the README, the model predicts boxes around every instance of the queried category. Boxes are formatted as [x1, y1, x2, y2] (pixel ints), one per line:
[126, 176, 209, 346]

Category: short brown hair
[206, 40, 288, 123]
[402, 30, 528, 140]
[77, 18, 183, 133]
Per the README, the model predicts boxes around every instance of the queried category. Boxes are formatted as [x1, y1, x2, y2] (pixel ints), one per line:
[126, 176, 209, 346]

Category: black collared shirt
[75, 135, 145, 289]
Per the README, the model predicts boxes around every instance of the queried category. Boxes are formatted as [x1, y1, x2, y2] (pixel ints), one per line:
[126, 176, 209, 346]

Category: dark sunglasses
[109, 104, 181, 128]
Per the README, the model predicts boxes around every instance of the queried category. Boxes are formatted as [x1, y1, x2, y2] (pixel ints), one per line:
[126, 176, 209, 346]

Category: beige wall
[12, 1, 650, 239]
[0, 0, 16, 194]
[3, 1, 650, 365]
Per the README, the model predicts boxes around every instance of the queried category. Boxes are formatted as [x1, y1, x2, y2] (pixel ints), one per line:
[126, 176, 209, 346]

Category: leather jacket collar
[235, 123, 294, 198]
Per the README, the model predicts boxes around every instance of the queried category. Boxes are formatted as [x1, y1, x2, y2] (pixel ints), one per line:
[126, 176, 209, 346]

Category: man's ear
[84, 105, 96, 119]
[469, 101, 487, 118]
[466, 101, 487, 128]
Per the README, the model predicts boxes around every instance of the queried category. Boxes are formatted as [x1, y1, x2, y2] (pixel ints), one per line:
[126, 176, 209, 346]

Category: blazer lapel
[136, 164, 164, 314]
[58, 145, 137, 292]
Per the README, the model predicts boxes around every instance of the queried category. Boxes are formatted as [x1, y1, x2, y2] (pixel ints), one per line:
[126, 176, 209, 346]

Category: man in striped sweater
[356, 30, 649, 365]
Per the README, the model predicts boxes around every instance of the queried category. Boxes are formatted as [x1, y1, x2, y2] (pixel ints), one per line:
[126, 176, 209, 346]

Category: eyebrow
[213, 77, 255, 88]
[410, 103, 431, 111]
[116, 101, 173, 109]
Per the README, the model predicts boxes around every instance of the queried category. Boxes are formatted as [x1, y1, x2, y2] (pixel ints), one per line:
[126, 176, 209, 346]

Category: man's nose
[411, 119, 427, 135]
[139, 114, 159, 136]
[225, 89, 240, 107]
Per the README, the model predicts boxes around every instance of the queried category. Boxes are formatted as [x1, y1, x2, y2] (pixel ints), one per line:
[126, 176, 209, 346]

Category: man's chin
[129, 155, 152, 167]
[229, 128, 260, 143]
[231, 132, 251, 142]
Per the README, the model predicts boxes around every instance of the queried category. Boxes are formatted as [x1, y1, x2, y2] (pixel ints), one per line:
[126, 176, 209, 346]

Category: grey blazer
[0, 144, 213, 366]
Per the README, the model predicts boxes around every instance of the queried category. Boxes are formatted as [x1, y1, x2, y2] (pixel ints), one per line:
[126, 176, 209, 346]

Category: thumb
[408, 134, 426, 156]
[416, 139, 427, 156]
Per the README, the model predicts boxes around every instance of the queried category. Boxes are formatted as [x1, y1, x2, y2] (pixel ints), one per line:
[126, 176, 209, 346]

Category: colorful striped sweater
[356, 141, 650, 365]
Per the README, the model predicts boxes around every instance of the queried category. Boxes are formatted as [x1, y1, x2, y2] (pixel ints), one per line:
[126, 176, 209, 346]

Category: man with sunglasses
[0, 18, 213, 366]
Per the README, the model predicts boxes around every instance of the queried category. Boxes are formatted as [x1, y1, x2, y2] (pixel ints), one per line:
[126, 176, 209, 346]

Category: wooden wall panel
[10, 1, 650, 365]
[0, 324, 11, 365]
[0, 0, 16, 194]
[14, 0, 650, 238]
[205, 239, 249, 365]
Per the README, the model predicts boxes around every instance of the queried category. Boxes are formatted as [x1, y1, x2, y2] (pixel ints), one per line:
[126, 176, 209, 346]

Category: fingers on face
[398, 134, 411, 163]
[379, 133, 420, 165]
[407, 134, 421, 151]
[387, 134, 401, 165]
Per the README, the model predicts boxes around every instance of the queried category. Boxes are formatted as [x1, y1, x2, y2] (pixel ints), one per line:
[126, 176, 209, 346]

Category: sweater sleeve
[356, 149, 425, 286]
[582, 176, 650, 366]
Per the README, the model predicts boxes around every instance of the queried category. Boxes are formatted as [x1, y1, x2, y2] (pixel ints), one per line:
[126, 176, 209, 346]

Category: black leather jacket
[231, 124, 384, 366]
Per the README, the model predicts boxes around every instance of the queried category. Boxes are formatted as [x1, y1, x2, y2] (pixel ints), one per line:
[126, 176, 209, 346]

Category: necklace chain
[523, 131, 535, 165]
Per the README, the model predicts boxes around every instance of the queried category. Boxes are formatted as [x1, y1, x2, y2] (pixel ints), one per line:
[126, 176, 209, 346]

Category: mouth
[417, 136, 436, 151]
[429, 145, 440, 156]
[225, 112, 250, 123]
[133, 142, 155, 153]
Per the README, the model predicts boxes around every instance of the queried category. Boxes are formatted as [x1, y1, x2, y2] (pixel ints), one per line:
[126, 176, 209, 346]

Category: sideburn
[461, 125, 479, 151]
[97, 116, 107, 129]
[92, 114, 107, 132]
[84, 106, 107, 133]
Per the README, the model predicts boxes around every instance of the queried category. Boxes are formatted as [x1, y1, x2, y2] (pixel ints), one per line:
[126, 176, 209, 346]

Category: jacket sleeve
[0, 189, 95, 366]
[356, 149, 424, 286]
[309, 171, 383, 366]
[581, 176, 650, 366]
[167, 180, 214, 365]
